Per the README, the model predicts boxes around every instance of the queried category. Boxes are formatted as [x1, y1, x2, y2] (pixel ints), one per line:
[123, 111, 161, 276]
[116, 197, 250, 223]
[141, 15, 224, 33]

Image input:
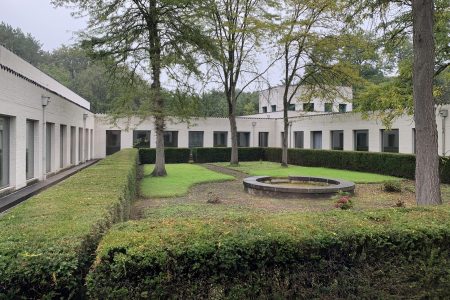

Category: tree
[204, 0, 271, 165]
[275, 0, 357, 166]
[412, 0, 441, 204]
[53, 0, 211, 176]
[350, 0, 449, 205]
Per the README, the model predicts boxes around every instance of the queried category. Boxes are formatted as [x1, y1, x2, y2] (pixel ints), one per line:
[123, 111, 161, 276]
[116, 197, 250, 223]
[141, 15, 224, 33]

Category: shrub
[0, 149, 138, 298]
[139, 148, 190, 164]
[87, 207, 450, 298]
[383, 180, 402, 193]
[192, 147, 264, 163]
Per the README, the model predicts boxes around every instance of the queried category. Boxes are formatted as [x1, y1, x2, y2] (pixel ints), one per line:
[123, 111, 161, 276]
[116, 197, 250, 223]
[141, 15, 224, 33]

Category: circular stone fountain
[243, 176, 355, 199]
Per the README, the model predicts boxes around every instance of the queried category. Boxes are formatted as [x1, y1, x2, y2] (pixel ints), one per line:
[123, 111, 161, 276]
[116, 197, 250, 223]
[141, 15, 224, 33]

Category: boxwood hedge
[139, 148, 190, 164]
[0, 149, 138, 298]
[87, 207, 450, 298]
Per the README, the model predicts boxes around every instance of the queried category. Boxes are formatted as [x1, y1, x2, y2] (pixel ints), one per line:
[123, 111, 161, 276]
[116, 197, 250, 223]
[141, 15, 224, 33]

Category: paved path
[0, 160, 99, 213]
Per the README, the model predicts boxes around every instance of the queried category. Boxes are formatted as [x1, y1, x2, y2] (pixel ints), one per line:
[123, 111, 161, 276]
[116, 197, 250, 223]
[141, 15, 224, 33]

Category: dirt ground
[131, 164, 425, 219]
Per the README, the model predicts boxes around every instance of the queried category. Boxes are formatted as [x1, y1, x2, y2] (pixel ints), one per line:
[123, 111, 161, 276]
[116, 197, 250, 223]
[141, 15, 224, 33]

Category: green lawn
[141, 164, 234, 198]
[216, 161, 400, 183]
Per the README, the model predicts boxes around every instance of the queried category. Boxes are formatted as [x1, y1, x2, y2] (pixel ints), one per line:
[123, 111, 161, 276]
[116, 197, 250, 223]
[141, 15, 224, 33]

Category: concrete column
[322, 130, 331, 150]
[369, 128, 381, 152]
[343, 129, 353, 151]
[398, 127, 412, 154]
[304, 130, 311, 149]
[11, 116, 27, 189]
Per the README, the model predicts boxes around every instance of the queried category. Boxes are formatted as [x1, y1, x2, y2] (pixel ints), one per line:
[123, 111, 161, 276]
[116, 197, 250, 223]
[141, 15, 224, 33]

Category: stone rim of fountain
[243, 176, 355, 198]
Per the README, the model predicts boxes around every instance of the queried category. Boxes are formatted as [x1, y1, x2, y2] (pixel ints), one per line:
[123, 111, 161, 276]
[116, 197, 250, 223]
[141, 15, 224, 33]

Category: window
[189, 131, 204, 148]
[259, 132, 269, 147]
[331, 130, 344, 150]
[262, 106, 267, 113]
[26, 120, 35, 180]
[288, 104, 296, 111]
[60, 124, 66, 170]
[381, 129, 399, 153]
[311, 131, 322, 149]
[133, 130, 151, 148]
[237, 132, 250, 147]
[214, 131, 228, 147]
[0, 116, 10, 188]
[354, 130, 369, 151]
[324, 103, 333, 112]
[339, 104, 347, 113]
[294, 131, 304, 148]
[164, 131, 178, 147]
[271, 105, 277, 112]
[106, 130, 121, 155]
[47, 123, 54, 173]
[70, 126, 76, 164]
[303, 103, 314, 112]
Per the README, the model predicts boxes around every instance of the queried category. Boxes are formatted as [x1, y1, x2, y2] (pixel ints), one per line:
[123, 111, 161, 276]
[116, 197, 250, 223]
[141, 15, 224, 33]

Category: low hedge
[0, 149, 138, 298]
[87, 207, 450, 298]
[138, 148, 190, 164]
[264, 148, 450, 183]
[192, 147, 264, 163]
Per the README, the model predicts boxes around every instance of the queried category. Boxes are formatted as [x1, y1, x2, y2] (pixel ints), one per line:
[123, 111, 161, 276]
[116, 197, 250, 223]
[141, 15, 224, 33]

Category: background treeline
[0, 22, 258, 116]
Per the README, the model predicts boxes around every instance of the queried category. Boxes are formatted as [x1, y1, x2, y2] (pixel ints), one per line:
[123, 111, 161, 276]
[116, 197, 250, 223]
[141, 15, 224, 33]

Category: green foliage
[86, 207, 450, 298]
[192, 147, 265, 163]
[140, 164, 233, 198]
[383, 180, 402, 193]
[217, 161, 398, 183]
[139, 148, 191, 164]
[0, 149, 138, 298]
[196, 90, 259, 117]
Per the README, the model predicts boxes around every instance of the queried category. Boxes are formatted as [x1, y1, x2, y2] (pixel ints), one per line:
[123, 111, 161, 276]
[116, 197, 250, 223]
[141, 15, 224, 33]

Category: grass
[141, 164, 234, 198]
[216, 161, 400, 183]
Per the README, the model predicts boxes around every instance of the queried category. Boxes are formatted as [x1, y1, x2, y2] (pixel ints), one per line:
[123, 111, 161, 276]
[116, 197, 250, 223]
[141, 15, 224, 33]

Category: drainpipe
[41, 96, 50, 180]
[439, 109, 448, 156]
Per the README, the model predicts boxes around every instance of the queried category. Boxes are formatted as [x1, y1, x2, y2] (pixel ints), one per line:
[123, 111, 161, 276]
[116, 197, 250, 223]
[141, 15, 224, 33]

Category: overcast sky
[0, 0, 86, 51]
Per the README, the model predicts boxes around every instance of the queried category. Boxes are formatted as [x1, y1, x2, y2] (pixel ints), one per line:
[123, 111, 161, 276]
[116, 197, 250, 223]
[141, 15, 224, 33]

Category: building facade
[1, 45, 450, 196]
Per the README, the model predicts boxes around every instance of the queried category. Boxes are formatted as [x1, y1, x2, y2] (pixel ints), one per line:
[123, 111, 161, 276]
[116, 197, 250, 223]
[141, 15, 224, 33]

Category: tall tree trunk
[281, 99, 289, 167]
[149, 0, 166, 177]
[229, 94, 239, 166]
[412, 0, 441, 204]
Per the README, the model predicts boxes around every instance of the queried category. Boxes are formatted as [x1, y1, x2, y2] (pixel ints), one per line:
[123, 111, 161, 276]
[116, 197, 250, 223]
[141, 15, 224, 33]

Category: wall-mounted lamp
[252, 121, 257, 127]
[83, 113, 88, 120]
[41, 96, 51, 106]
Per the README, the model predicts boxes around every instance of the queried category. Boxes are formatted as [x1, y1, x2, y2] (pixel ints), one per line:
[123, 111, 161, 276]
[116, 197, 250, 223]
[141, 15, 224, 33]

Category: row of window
[262, 103, 348, 113]
[117, 128, 399, 152]
[0, 115, 92, 189]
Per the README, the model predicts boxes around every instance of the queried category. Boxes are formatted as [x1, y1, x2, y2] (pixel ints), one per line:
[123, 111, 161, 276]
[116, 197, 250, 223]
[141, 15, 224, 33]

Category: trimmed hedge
[0, 149, 138, 298]
[138, 148, 190, 164]
[264, 148, 450, 183]
[87, 207, 450, 298]
[192, 147, 265, 163]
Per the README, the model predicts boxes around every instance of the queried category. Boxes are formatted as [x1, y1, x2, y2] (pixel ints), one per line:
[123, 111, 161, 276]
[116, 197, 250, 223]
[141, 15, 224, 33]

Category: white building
[1, 45, 450, 196]
[0, 46, 95, 195]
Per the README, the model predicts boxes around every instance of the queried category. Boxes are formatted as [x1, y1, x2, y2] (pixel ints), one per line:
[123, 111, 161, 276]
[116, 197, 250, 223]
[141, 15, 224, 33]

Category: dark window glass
[59, 124, 66, 169]
[70, 126, 76, 164]
[237, 132, 250, 147]
[189, 131, 204, 148]
[294, 131, 304, 148]
[213, 131, 228, 147]
[164, 131, 178, 147]
[106, 130, 121, 155]
[354, 130, 369, 151]
[339, 104, 347, 113]
[288, 104, 296, 111]
[133, 130, 151, 148]
[271, 105, 277, 112]
[331, 130, 344, 150]
[325, 103, 333, 112]
[0, 116, 10, 188]
[303, 103, 314, 112]
[311, 131, 322, 149]
[262, 106, 267, 113]
[381, 129, 399, 153]
[26, 120, 35, 179]
[258, 132, 269, 147]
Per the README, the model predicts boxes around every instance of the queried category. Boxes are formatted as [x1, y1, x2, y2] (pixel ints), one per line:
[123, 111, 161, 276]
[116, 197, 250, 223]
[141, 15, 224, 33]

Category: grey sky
[0, 0, 86, 51]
